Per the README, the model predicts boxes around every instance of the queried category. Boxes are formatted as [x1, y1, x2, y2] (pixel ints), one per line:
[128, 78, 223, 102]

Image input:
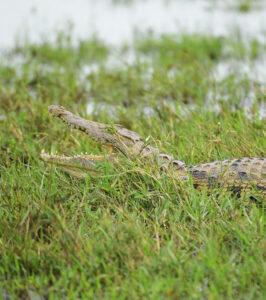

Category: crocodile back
[189, 157, 266, 194]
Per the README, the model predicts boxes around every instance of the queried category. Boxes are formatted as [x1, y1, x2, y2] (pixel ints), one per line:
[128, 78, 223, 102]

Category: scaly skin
[189, 157, 265, 194]
[41, 105, 266, 197]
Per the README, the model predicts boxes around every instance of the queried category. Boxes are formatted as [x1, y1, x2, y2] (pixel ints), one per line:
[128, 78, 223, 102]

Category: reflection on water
[0, 0, 266, 48]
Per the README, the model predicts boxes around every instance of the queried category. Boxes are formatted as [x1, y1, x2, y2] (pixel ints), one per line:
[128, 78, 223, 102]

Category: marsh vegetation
[0, 1, 265, 298]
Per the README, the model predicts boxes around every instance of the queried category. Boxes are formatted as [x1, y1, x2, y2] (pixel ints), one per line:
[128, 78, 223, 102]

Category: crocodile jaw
[41, 105, 161, 178]
[41, 105, 188, 180]
[40, 152, 105, 178]
[48, 105, 159, 158]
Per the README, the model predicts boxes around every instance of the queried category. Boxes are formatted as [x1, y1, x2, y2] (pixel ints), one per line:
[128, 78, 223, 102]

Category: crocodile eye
[172, 160, 185, 169]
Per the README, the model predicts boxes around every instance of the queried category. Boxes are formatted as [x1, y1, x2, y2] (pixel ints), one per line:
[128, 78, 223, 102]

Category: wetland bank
[0, 0, 266, 299]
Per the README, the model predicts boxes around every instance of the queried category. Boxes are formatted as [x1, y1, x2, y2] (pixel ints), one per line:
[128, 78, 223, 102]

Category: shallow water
[1, 0, 266, 48]
[86, 96, 266, 121]
[214, 56, 266, 83]
[1, 0, 265, 120]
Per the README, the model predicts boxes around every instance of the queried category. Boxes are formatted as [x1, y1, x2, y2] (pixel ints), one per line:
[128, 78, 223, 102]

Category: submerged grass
[0, 32, 265, 299]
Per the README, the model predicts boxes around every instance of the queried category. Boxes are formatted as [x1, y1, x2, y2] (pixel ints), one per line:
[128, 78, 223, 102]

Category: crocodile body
[41, 105, 266, 197]
[189, 157, 265, 193]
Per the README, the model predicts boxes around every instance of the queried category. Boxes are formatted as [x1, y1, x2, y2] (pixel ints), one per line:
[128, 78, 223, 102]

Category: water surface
[1, 0, 266, 48]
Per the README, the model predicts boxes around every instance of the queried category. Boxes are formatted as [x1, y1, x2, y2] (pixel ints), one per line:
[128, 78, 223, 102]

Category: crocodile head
[41, 105, 187, 178]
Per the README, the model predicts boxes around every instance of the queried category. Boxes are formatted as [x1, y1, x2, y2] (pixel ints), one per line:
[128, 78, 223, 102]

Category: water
[214, 56, 266, 83]
[1, 0, 266, 49]
[1, 0, 265, 119]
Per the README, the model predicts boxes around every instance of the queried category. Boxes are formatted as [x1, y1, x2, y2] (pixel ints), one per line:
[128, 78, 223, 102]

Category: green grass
[0, 32, 265, 299]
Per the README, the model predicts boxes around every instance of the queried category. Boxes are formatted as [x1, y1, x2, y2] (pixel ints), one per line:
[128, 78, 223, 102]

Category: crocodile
[41, 105, 266, 197]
